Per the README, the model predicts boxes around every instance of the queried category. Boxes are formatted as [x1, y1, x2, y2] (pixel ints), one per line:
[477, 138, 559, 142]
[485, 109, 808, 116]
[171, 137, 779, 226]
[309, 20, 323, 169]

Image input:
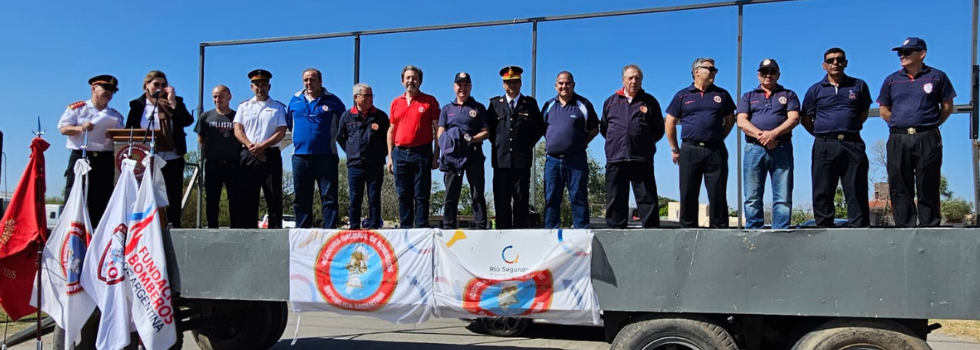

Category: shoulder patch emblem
[713, 96, 722, 103]
[639, 106, 648, 113]
[371, 123, 379, 130]
[923, 83, 933, 94]
[499, 98, 505, 103]
[322, 105, 330, 112]
[418, 106, 425, 113]
[469, 110, 478, 118]
[68, 100, 86, 110]
[778, 96, 788, 104]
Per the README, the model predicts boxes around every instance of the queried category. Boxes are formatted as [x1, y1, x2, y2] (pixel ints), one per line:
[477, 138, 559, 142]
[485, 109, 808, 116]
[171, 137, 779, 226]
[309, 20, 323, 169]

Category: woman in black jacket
[126, 70, 194, 228]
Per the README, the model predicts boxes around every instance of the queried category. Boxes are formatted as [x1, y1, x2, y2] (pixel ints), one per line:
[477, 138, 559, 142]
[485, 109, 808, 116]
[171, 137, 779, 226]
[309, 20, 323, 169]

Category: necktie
[510, 100, 516, 111]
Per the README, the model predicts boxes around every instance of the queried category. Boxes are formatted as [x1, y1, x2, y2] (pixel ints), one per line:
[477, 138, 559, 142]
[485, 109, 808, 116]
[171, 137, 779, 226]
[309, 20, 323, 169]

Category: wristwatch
[671, 147, 680, 154]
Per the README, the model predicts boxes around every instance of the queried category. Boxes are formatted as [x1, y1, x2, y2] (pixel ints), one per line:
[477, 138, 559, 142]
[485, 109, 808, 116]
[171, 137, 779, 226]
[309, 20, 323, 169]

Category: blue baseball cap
[892, 37, 927, 51]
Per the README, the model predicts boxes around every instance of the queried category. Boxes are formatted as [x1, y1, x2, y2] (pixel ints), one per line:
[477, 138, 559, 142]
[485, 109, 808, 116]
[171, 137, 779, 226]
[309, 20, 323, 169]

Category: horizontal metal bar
[866, 104, 973, 117]
[201, 0, 801, 47]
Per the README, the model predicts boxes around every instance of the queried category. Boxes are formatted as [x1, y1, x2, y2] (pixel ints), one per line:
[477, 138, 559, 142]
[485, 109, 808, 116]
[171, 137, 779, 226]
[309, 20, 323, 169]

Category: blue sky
[1, 0, 976, 212]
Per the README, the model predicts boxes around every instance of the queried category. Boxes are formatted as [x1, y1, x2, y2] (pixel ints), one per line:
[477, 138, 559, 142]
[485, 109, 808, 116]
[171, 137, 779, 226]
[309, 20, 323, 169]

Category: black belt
[71, 150, 113, 157]
[815, 132, 862, 142]
[889, 125, 938, 135]
[396, 145, 430, 151]
[682, 139, 723, 148]
[745, 137, 790, 145]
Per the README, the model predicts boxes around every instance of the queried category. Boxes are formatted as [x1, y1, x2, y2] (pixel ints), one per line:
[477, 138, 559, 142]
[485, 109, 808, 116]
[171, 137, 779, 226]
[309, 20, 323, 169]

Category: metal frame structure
[193, 0, 980, 228]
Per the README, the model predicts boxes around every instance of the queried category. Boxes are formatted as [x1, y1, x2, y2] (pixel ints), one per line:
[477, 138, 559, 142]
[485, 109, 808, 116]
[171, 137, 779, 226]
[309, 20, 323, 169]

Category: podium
[106, 128, 157, 181]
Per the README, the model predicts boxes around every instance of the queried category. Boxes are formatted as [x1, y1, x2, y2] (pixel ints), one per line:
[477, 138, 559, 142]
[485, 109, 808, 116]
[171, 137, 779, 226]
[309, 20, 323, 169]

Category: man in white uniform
[234, 69, 288, 228]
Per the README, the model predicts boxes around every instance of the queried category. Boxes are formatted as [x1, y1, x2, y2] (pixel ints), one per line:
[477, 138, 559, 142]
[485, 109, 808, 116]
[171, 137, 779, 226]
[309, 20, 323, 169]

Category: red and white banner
[289, 229, 434, 324]
[124, 157, 176, 350]
[81, 158, 138, 350]
[432, 229, 600, 325]
[33, 158, 97, 350]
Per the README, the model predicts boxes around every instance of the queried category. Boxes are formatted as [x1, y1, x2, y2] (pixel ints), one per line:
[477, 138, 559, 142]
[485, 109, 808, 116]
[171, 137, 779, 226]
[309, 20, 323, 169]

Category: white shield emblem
[713, 96, 722, 103]
[778, 96, 788, 104]
[923, 83, 933, 94]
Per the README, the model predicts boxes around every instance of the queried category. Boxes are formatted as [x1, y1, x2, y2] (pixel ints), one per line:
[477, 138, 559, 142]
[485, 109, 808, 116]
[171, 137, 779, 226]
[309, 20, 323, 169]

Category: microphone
[151, 89, 162, 98]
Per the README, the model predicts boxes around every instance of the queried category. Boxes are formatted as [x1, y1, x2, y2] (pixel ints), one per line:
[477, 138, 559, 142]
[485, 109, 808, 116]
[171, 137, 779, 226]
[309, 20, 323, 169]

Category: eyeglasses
[897, 49, 919, 57]
[151, 82, 169, 88]
[357, 93, 375, 98]
[697, 66, 719, 73]
[825, 57, 846, 64]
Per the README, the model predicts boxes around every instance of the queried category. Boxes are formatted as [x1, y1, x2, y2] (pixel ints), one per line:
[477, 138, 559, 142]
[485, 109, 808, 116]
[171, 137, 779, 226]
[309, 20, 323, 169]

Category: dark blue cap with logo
[892, 37, 927, 51]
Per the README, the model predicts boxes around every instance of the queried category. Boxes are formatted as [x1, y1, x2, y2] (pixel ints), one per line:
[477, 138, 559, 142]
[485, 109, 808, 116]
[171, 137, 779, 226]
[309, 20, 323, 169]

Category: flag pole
[32, 116, 45, 350]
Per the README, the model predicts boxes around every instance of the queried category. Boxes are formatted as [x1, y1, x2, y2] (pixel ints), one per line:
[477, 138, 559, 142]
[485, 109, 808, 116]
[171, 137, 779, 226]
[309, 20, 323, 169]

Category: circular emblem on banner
[418, 106, 425, 113]
[461, 270, 554, 317]
[61, 222, 89, 295]
[322, 105, 330, 112]
[469, 110, 478, 118]
[97, 224, 127, 285]
[315, 229, 398, 311]
[923, 83, 934, 94]
[371, 123, 379, 131]
[713, 96, 722, 103]
[639, 106, 648, 113]
[115, 143, 150, 179]
[778, 96, 788, 104]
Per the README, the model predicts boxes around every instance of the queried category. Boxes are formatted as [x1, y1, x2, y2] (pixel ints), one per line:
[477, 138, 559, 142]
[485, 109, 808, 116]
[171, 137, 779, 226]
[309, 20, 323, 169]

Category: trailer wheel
[791, 319, 930, 350]
[192, 302, 286, 350]
[479, 317, 531, 337]
[610, 316, 737, 350]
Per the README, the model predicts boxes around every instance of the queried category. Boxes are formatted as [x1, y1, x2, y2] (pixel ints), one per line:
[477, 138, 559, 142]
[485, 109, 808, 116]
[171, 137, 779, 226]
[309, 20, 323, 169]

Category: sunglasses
[759, 69, 778, 76]
[825, 57, 846, 64]
[897, 49, 919, 57]
[151, 82, 169, 88]
[697, 66, 719, 73]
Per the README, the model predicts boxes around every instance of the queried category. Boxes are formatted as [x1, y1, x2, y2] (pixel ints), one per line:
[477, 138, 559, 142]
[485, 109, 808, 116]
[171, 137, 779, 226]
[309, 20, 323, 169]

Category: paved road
[8, 312, 980, 350]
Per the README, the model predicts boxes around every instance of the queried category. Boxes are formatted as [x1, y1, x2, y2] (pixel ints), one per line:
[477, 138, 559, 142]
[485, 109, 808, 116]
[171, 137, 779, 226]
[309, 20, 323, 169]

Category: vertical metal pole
[736, 4, 744, 229]
[354, 34, 361, 85]
[196, 45, 206, 228]
[531, 20, 538, 212]
[971, 0, 979, 224]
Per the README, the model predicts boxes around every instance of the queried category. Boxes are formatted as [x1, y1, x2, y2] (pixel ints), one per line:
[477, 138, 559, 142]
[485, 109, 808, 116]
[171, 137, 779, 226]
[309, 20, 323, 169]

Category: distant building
[869, 182, 894, 226]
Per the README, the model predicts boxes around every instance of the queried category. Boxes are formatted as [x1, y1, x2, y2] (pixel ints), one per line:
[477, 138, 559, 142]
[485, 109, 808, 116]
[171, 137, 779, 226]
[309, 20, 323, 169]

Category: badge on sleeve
[713, 96, 722, 103]
[499, 98, 505, 103]
[469, 110, 477, 118]
[322, 105, 330, 112]
[778, 96, 788, 104]
[923, 83, 933, 94]
[371, 123, 379, 130]
[639, 106, 648, 113]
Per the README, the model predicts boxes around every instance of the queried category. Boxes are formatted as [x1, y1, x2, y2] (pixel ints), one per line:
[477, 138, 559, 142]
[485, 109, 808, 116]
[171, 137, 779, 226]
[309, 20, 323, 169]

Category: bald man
[196, 85, 245, 228]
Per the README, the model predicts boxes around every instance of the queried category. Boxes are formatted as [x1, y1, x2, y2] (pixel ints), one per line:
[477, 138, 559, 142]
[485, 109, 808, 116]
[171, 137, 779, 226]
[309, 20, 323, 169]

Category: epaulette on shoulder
[238, 99, 251, 106]
[68, 100, 86, 110]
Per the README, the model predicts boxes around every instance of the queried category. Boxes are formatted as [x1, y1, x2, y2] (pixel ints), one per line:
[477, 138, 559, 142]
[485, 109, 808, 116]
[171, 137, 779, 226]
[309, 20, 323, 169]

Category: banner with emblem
[432, 229, 600, 325]
[289, 228, 434, 324]
[33, 158, 97, 350]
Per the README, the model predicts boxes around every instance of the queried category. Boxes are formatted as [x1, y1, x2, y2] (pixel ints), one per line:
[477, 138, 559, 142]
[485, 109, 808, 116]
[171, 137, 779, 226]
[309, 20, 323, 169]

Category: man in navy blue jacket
[600, 64, 665, 228]
[287, 68, 346, 228]
[338, 83, 389, 229]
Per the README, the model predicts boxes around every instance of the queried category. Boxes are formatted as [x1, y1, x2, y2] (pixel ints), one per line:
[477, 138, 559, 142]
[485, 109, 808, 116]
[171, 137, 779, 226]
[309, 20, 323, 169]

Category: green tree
[833, 186, 847, 218]
[942, 198, 973, 224]
[530, 143, 605, 227]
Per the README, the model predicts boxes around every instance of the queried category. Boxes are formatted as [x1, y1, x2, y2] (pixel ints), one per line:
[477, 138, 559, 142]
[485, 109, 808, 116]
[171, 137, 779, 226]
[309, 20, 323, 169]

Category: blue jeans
[292, 154, 339, 228]
[348, 164, 384, 229]
[743, 141, 794, 229]
[544, 153, 590, 229]
[392, 146, 432, 228]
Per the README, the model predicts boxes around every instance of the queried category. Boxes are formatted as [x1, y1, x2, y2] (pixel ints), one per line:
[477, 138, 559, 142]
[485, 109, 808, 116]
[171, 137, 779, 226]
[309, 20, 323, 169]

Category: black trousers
[443, 159, 487, 229]
[887, 130, 943, 227]
[204, 158, 242, 228]
[492, 167, 531, 229]
[240, 148, 283, 229]
[161, 157, 185, 228]
[811, 135, 870, 227]
[605, 161, 659, 228]
[64, 150, 114, 227]
[678, 142, 729, 228]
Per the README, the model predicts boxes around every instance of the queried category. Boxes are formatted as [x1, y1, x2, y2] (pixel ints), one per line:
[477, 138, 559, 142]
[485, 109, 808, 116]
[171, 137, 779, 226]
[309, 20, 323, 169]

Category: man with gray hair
[665, 58, 737, 228]
[338, 83, 389, 229]
[287, 68, 347, 228]
[600, 64, 665, 228]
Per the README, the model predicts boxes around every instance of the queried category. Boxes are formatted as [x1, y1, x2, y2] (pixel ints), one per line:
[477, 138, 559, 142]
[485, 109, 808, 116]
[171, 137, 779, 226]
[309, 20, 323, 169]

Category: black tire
[610, 315, 738, 350]
[791, 319, 930, 350]
[479, 317, 532, 337]
[260, 302, 289, 349]
[192, 302, 275, 350]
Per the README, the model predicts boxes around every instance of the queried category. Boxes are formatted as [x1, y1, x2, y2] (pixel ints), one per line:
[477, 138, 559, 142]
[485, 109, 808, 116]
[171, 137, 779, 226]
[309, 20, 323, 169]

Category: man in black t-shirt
[196, 85, 244, 228]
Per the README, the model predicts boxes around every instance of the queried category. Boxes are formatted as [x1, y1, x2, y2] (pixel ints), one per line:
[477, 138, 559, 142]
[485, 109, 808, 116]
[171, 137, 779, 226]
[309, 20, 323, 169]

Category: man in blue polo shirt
[287, 68, 347, 228]
[737, 58, 801, 229]
[878, 37, 957, 227]
[665, 58, 737, 228]
[542, 71, 599, 229]
[802, 47, 873, 228]
[437, 72, 489, 229]
[600, 64, 665, 228]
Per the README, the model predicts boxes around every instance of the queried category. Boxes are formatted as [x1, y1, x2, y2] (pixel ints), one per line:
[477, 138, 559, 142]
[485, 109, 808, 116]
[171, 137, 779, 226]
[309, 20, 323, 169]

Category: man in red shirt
[387, 65, 440, 228]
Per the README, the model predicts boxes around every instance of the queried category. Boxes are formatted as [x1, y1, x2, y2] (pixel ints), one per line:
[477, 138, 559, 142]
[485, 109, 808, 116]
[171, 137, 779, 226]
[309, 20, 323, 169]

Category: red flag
[0, 137, 49, 320]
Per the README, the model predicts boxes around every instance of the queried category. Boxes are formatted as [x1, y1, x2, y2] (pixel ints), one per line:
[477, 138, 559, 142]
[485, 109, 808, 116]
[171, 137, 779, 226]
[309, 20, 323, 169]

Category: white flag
[124, 156, 177, 350]
[32, 158, 97, 350]
[80, 159, 138, 350]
